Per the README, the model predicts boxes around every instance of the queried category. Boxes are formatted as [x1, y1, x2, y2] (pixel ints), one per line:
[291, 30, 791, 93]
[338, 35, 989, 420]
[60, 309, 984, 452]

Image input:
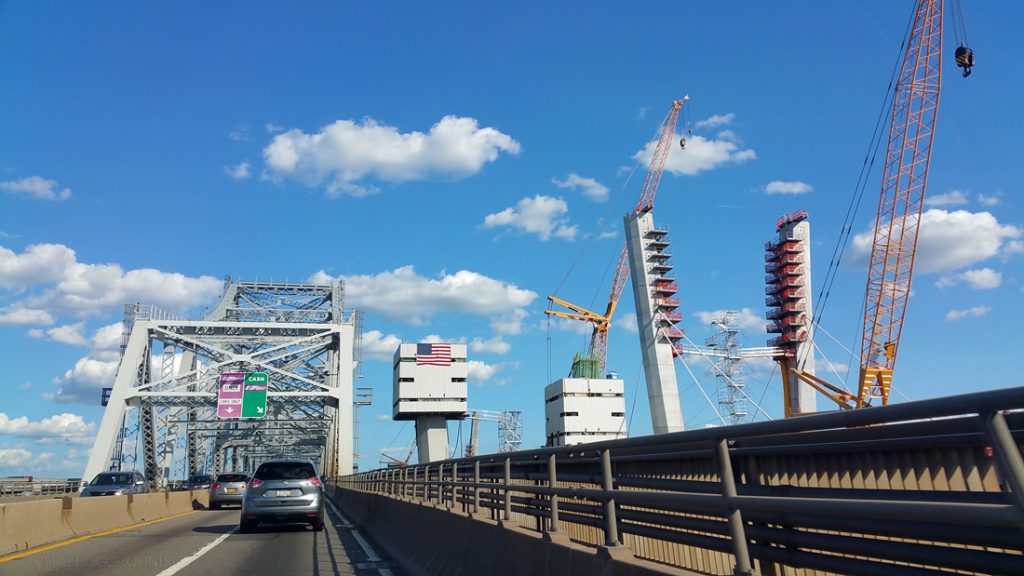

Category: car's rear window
[94, 473, 132, 484]
[217, 474, 248, 483]
[255, 462, 315, 480]
[188, 475, 212, 482]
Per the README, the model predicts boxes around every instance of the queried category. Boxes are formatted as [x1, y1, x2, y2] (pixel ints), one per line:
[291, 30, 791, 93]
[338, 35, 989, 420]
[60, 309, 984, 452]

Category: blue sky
[2, 1, 1022, 476]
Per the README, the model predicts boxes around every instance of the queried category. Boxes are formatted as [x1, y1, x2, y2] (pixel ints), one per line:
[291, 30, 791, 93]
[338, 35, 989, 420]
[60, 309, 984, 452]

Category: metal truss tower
[83, 279, 359, 487]
[497, 411, 523, 453]
[704, 313, 748, 425]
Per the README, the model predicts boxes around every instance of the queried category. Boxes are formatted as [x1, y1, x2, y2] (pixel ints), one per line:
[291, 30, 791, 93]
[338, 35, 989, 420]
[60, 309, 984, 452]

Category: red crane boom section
[858, 0, 943, 407]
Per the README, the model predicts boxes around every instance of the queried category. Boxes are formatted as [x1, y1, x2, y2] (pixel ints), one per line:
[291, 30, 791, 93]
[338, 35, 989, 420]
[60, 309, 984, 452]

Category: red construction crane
[547, 96, 687, 377]
[783, 0, 971, 411]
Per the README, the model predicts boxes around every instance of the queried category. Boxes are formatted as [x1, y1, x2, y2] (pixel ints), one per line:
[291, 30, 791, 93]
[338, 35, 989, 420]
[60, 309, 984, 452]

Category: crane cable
[951, 0, 970, 47]
[811, 5, 918, 336]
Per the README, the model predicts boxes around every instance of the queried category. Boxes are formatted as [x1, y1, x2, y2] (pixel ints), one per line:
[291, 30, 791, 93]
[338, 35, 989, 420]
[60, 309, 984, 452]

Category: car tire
[312, 518, 324, 532]
[239, 519, 254, 533]
[210, 502, 220, 510]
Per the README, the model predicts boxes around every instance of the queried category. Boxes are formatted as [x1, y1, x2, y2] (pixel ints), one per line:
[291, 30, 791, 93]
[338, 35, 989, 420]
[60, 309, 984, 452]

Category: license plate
[225, 488, 236, 493]
[275, 490, 291, 497]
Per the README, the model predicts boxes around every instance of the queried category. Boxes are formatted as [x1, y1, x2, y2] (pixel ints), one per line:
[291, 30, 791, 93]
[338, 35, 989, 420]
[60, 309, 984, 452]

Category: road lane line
[154, 526, 238, 576]
[0, 510, 198, 564]
[325, 496, 388, 571]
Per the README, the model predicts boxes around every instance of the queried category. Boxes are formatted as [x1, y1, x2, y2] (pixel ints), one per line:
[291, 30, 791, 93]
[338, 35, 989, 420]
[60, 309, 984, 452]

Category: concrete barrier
[0, 490, 211, 557]
[0, 499, 71, 556]
[331, 488, 684, 576]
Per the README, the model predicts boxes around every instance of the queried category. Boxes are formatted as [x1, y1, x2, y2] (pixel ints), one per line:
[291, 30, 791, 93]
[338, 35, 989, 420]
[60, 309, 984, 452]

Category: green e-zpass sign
[241, 372, 268, 418]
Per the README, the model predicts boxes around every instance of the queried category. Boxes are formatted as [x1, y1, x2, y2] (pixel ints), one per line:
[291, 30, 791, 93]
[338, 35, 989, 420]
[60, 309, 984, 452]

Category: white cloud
[1, 243, 222, 320]
[228, 125, 250, 142]
[546, 317, 591, 335]
[636, 132, 755, 177]
[0, 176, 72, 201]
[467, 360, 499, 382]
[27, 328, 44, 338]
[375, 414, 392, 422]
[225, 162, 251, 180]
[19, 382, 32, 390]
[47, 322, 88, 346]
[491, 309, 528, 335]
[471, 336, 510, 355]
[695, 308, 765, 333]
[945, 306, 992, 322]
[0, 448, 34, 468]
[360, 330, 403, 361]
[0, 412, 96, 445]
[978, 192, 1002, 207]
[765, 180, 812, 195]
[263, 115, 520, 197]
[0, 243, 77, 289]
[483, 195, 577, 241]
[552, 173, 610, 202]
[264, 123, 284, 133]
[314, 266, 536, 326]
[938, 268, 1003, 290]
[851, 210, 1022, 274]
[695, 113, 736, 129]
[1006, 240, 1024, 255]
[0, 307, 55, 326]
[924, 190, 968, 207]
[45, 356, 119, 404]
[90, 322, 124, 362]
[614, 314, 638, 333]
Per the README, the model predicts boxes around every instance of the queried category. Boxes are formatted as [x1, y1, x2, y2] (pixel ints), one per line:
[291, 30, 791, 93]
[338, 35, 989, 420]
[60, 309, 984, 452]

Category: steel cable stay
[676, 357, 727, 426]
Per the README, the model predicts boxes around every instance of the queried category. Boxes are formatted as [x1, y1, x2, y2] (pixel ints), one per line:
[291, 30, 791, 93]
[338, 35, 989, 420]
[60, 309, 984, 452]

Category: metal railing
[338, 386, 1024, 576]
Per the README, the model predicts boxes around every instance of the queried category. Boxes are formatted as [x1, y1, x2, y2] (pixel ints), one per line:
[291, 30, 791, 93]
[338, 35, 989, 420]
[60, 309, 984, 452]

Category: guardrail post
[548, 453, 560, 533]
[452, 461, 459, 511]
[440, 463, 447, 508]
[716, 437, 754, 576]
[503, 456, 512, 521]
[402, 467, 409, 499]
[983, 410, 1024, 514]
[473, 460, 481, 514]
[424, 465, 431, 503]
[601, 448, 620, 547]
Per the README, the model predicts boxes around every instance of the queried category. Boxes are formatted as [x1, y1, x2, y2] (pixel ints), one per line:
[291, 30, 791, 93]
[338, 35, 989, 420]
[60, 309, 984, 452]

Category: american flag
[417, 343, 452, 366]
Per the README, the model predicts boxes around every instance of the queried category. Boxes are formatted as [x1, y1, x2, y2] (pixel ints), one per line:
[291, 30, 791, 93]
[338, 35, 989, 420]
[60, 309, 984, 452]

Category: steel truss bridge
[83, 279, 360, 486]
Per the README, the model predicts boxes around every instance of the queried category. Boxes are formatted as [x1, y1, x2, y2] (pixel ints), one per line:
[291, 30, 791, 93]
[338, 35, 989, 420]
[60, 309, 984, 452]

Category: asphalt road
[0, 498, 400, 576]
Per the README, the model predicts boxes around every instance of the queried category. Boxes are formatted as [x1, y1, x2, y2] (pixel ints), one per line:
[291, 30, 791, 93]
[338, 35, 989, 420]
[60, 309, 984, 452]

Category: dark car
[240, 460, 324, 533]
[81, 470, 148, 497]
[209, 472, 249, 509]
[182, 474, 213, 490]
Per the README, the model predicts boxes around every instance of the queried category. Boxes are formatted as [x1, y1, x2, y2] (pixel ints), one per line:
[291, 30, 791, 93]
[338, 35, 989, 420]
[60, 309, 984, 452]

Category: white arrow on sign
[257, 406, 263, 414]
[225, 407, 235, 414]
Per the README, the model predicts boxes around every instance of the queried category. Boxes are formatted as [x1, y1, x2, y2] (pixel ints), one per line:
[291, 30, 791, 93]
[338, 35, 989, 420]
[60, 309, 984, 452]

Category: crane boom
[547, 97, 686, 377]
[858, 0, 943, 407]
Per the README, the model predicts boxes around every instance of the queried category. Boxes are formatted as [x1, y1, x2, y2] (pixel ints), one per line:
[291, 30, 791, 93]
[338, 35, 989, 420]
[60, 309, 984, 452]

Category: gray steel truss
[83, 280, 359, 487]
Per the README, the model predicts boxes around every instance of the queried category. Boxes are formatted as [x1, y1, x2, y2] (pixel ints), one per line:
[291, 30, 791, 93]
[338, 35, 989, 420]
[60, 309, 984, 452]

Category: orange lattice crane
[547, 96, 687, 377]
[781, 0, 972, 412]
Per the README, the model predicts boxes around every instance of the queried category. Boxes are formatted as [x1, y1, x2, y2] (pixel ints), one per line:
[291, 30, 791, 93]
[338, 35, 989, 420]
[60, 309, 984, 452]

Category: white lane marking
[325, 496, 388, 572]
[154, 526, 238, 576]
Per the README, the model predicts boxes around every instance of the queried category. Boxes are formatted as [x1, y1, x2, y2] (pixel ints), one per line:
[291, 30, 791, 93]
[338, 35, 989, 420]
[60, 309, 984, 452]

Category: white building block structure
[544, 377, 626, 447]
[393, 343, 468, 463]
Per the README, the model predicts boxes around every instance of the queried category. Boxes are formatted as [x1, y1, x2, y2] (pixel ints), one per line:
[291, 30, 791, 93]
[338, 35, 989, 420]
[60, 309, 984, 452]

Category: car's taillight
[249, 478, 263, 488]
[307, 477, 321, 487]
[211, 483, 220, 489]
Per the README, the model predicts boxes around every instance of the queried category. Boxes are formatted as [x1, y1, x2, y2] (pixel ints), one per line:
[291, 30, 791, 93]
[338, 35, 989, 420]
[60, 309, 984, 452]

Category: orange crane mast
[785, 0, 960, 412]
[547, 97, 686, 377]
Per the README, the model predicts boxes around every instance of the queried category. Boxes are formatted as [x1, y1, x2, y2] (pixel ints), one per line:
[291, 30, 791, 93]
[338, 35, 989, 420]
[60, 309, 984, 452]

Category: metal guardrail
[339, 386, 1024, 576]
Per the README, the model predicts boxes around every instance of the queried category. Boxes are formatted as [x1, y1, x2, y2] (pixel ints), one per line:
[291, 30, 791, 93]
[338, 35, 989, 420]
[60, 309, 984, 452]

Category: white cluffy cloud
[483, 195, 577, 241]
[0, 308, 55, 326]
[360, 330, 403, 361]
[46, 322, 88, 345]
[945, 306, 992, 322]
[467, 360, 499, 382]
[263, 115, 520, 197]
[636, 121, 755, 176]
[45, 322, 126, 403]
[0, 412, 96, 445]
[695, 308, 765, 333]
[924, 190, 968, 207]
[695, 113, 736, 129]
[978, 192, 1003, 207]
[310, 266, 537, 326]
[552, 173, 610, 202]
[0, 176, 72, 201]
[936, 268, 1003, 290]
[765, 180, 813, 195]
[0, 243, 222, 319]
[852, 210, 1022, 274]
[471, 336, 510, 355]
[225, 162, 251, 180]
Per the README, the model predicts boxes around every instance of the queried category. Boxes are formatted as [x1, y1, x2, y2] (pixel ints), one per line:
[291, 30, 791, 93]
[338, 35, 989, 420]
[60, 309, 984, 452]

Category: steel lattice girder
[84, 281, 357, 486]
